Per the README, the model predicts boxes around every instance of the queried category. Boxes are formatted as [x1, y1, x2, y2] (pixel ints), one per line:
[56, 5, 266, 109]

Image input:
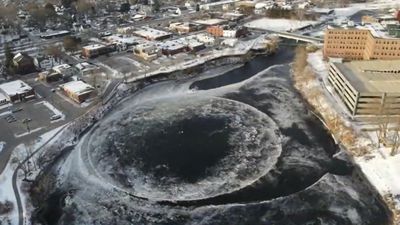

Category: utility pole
[22, 119, 31, 133]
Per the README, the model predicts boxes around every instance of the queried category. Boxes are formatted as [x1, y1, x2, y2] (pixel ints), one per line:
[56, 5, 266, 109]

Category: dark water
[34, 45, 391, 225]
[190, 47, 295, 90]
[124, 115, 232, 183]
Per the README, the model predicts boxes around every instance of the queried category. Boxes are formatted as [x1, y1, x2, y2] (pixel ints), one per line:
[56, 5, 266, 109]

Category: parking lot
[0, 99, 65, 139]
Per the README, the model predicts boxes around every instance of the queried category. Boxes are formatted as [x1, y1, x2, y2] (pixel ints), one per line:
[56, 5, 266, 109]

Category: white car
[50, 115, 62, 121]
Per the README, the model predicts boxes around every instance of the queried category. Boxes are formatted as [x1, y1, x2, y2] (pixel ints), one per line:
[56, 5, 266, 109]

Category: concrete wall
[328, 63, 400, 116]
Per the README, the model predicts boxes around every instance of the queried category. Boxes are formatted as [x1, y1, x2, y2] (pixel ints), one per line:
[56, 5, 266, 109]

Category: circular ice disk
[84, 96, 282, 201]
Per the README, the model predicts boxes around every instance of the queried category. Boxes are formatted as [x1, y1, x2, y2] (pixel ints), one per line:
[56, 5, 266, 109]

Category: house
[13, 53, 36, 75]
[75, 62, 100, 76]
[52, 64, 77, 79]
[60, 81, 95, 103]
[38, 71, 62, 82]
[0, 80, 35, 102]
[39, 64, 78, 82]
[134, 43, 161, 60]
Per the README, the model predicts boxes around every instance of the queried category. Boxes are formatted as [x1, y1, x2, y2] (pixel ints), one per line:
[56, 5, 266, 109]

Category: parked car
[5, 115, 17, 123]
[12, 107, 23, 113]
[50, 115, 62, 121]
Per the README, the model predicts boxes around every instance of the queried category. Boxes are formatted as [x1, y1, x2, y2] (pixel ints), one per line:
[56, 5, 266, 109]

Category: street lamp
[22, 118, 31, 133]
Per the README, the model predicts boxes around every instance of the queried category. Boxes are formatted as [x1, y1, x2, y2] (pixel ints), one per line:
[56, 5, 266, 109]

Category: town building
[39, 64, 78, 82]
[328, 60, 400, 116]
[38, 71, 62, 82]
[13, 53, 36, 75]
[75, 62, 100, 76]
[196, 33, 215, 45]
[0, 93, 7, 105]
[207, 25, 248, 38]
[52, 64, 77, 79]
[159, 40, 187, 55]
[207, 25, 224, 37]
[82, 44, 115, 58]
[169, 22, 203, 34]
[60, 81, 95, 103]
[194, 18, 227, 26]
[134, 43, 161, 60]
[221, 12, 245, 22]
[199, 0, 237, 11]
[0, 80, 35, 102]
[323, 28, 400, 60]
[133, 27, 172, 41]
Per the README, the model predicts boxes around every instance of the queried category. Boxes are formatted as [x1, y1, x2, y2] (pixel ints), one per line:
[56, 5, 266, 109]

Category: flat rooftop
[134, 27, 172, 39]
[61, 81, 94, 95]
[333, 60, 400, 93]
[82, 44, 107, 51]
[194, 19, 227, 26]
[0, 80, 33, 96]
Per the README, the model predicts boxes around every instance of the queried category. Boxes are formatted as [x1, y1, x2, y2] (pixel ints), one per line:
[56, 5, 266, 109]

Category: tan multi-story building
[323, 28, 400, 60]
[328, 60, 400, 116]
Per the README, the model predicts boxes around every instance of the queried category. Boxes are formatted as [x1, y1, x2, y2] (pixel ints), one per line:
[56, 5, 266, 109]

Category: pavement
[0, 74, 93, 174]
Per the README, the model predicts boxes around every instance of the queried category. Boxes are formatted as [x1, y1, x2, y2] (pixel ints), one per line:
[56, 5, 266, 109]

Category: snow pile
[0, 164, 18, 225]
[357, 153, 400, 198]
[0, 141, 5, 153]
[245, 18, 319, 32]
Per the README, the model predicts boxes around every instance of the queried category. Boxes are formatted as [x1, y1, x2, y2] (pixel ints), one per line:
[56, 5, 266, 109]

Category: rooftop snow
[245, 18, 318, 32]
[83, 44, 107, 51]
[194, 18, 227, 26]
[134, 27, 172, 40]
[61, 81, 94, 95]
[332, 60, 400, 93]
[0, 80, 33, 96]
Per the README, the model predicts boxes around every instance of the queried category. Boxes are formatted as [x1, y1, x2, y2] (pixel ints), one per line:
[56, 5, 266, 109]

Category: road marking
[14, 127, 44, 138]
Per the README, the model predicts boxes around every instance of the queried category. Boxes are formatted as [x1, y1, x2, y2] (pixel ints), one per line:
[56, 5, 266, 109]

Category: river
[33, 46, 391, 225]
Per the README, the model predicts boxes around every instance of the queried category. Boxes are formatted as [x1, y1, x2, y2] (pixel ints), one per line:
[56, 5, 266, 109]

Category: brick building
[323, 28, 400, 60]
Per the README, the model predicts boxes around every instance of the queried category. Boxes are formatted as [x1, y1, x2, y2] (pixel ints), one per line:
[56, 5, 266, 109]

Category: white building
[133, 27, 172, 41]
[0, 80, 35, 102]
[196, 33, 215, 45]
[134, 43, 161, 60]
[60, 81, 95, 103]
[52, 64, 77, 78]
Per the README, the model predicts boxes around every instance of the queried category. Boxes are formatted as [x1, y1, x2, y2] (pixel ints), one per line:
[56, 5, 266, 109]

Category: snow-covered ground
[0, 163, 18, 225]
[0, 125, 67, 225]
[245, 18, 319, 32]
[0, 142, 5, 154]
[334, 0, 400, 17]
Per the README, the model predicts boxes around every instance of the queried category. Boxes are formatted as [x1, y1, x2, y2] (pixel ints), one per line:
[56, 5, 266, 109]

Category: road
[12, 125, 68, 225]
[0, 73, 89, 175]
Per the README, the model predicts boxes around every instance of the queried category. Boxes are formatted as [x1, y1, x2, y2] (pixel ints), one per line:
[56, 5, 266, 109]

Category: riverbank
[291, 48, 400, 224]
[125, 35, 276, 83]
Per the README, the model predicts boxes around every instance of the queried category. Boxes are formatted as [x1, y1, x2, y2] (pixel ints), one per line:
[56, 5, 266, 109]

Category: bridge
[274, 31, 324, 45]
[249, 28, 324, 45]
